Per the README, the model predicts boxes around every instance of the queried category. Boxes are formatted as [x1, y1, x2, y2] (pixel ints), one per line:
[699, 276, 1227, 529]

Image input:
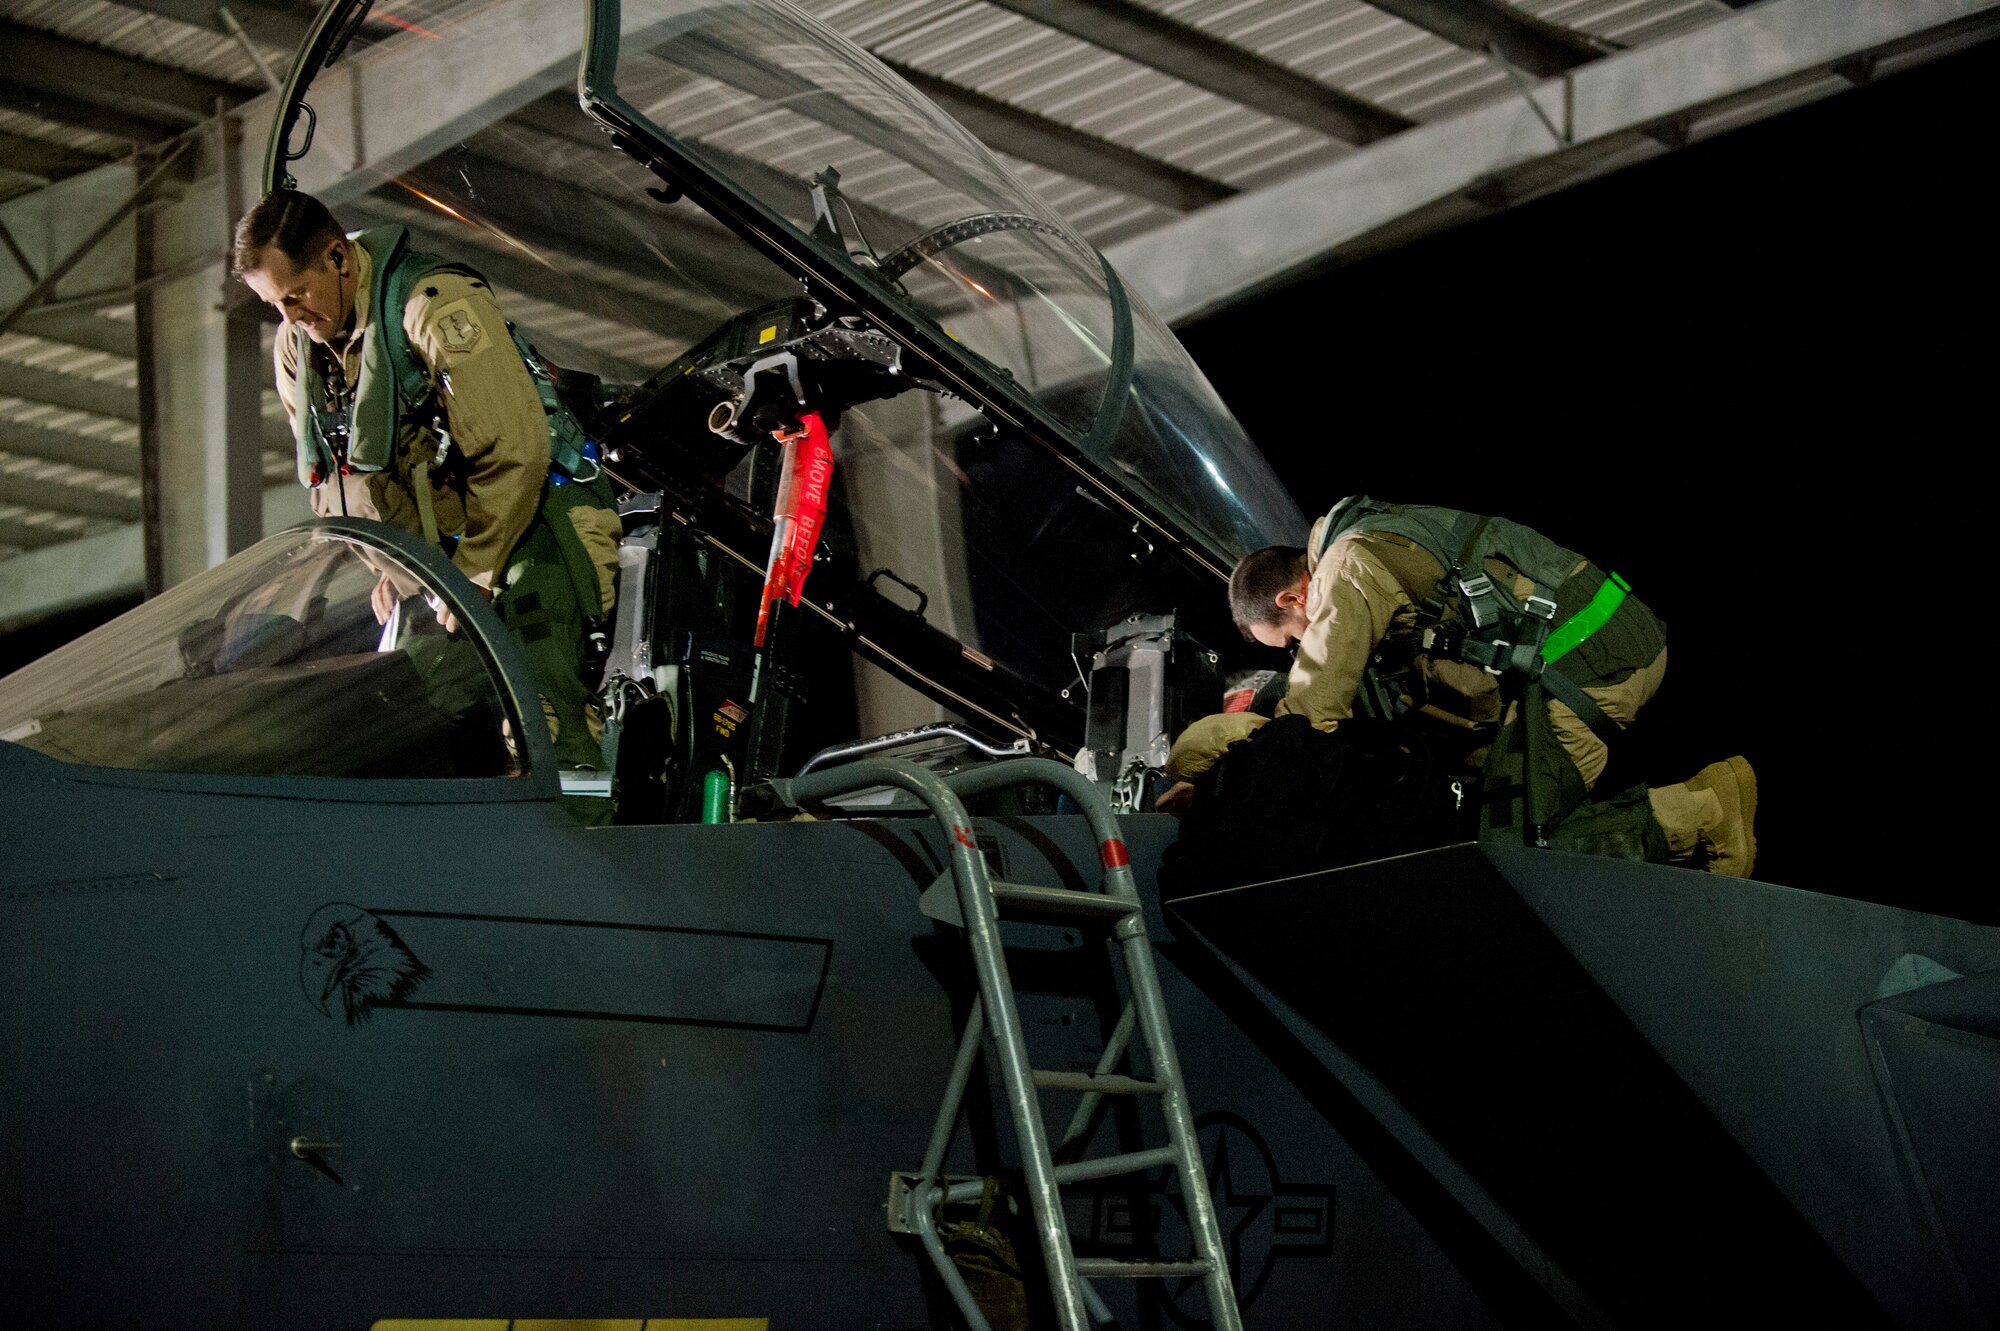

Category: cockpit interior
[0, 0, 1308, 821]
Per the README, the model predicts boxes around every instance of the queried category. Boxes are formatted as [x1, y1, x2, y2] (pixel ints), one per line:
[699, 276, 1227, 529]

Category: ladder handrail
[772, 757, 1091, 1328]
[769, 755, 1242, 1330]
[944, 759, 1241, 1328]
[943, 757, 1141, 897]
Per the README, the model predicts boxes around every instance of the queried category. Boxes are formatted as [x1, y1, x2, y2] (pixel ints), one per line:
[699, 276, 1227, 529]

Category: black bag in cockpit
[1158, 714, 1469, 900]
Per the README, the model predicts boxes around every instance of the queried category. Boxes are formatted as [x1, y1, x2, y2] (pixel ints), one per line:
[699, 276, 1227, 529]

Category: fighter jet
[0, 3, 1993, 1329]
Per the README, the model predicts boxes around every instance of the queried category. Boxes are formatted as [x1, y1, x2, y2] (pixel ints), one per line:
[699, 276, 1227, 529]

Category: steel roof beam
[0, 418, 140, 479]
[0, 132, 112, 185]
[94, 0, 380, 56]
[882, 60, 1234, 212]
[0, 483, 305, 629]
[225, 2, 716, 210]
[1359, 0, 1607, 78]
[0, 517, 136, 612]
[0, 22, 248, 130]
[0, 362, 138, 424]
[9, 310, 137, 361]
[985, 0, 1410, 144]
[0, 82, 175, 147]
[0, 466, 140, 523]
[0, 510, 87, 553]
[1109, 0, 2000, 325]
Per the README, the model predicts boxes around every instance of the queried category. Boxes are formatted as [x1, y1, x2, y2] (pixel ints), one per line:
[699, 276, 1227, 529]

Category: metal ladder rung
[919, 873, 1140, 927]
[995, 881, 1140, 920]
[774, 755, 1241, 1329]
[935, 1145, 1179, 1206]
[1032, 1069, 1161, 1094]
[1050, 1145, 1178, 1187]
[1074, 1258, 1216, 1279]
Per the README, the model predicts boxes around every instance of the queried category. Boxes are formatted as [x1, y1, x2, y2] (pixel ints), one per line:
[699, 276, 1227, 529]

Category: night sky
[1178, 38, 2000, 922]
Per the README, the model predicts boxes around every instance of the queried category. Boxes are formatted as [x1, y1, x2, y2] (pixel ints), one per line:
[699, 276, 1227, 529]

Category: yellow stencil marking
[758, 325, 778, 344]
[370, 1321, 767, 1330]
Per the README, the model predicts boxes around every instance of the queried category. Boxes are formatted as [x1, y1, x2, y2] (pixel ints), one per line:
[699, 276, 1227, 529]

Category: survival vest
[1314, 496, 1632, 746]
[1315, 496, 1584, 613]
[288, 225, 593, 492]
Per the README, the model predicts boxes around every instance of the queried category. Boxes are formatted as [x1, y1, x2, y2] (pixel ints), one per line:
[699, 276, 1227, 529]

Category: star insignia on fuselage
[1070, 1110, 1336, 1325]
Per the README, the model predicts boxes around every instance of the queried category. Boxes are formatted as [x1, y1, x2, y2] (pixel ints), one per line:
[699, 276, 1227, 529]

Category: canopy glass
[249, 0, 1304, 736]
[0, 526, 526, 779]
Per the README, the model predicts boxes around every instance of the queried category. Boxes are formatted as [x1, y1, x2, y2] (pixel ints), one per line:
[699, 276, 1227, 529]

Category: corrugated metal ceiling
[1138, 0, 1508, 120]
[0, 0, 1741, 570]
[1511, 0, 1731, 49]
[2, 0, 274, 88]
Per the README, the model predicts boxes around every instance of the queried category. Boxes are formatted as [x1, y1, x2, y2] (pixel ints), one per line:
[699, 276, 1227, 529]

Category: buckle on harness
[1421, 623, 1464, 658]
[1456, 571, 1501, 629]
[1524, 593, 1558, 622]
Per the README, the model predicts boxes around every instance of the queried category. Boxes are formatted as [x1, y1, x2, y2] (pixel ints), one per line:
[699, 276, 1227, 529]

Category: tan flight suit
[1171, 514, 1735, 866]
[1279, 518, 1666, 786]
[273, 242, 622, 772]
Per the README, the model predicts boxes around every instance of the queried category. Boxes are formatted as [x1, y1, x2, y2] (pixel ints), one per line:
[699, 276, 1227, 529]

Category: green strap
[410, 455, 441, 547]
[1542, 571, 1629, 665]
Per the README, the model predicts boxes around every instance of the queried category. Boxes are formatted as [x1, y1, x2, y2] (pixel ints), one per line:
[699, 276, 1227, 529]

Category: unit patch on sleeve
[432, 299, 487, 358]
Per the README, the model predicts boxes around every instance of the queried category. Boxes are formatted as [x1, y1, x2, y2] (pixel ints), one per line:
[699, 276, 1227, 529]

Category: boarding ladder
[769, 757, 1242, 1331]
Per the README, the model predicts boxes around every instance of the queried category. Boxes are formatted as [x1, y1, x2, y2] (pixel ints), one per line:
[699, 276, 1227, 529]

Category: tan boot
[1685, 756, 1757, 877]
[1647, 756, 1758, 877]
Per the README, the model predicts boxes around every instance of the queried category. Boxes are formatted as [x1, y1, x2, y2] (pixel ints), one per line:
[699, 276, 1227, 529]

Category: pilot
[232, 189, 621, 795]
[1164, 496, 1756, 876]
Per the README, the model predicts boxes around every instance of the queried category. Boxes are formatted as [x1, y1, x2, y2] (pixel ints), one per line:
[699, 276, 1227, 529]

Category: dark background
[3, 40, 1992, 920]
[1179, 38, 1998, 922]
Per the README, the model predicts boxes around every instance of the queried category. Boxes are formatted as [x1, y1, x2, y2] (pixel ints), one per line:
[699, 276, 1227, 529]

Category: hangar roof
[0, 0, 1985, 602]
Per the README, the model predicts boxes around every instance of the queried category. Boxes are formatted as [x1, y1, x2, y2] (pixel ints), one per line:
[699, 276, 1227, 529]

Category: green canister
[700, 768, 730, 824]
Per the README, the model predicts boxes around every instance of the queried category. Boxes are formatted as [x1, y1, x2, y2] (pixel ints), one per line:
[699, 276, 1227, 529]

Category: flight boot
[1648, 755, 1757, 877]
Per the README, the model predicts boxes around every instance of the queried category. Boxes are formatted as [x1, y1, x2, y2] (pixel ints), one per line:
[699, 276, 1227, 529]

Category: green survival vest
[1315, 495, 1631, 745]
[289, 224, 592, 490]
[1314, 495, 1586, 614]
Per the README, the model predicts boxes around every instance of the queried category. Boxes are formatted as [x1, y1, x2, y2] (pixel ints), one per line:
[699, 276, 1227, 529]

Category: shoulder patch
[431, 298, 487, 357]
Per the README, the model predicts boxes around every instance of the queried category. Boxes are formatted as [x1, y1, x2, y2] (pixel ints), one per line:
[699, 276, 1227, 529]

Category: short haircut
[1229, 545, 1307, 636]
[231, 190, 345, 276]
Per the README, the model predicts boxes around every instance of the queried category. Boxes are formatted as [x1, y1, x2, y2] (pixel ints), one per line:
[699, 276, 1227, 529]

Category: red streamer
[754, 411, 835, 647]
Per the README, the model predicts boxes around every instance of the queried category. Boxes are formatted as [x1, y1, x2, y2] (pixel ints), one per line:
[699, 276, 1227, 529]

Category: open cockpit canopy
[64, 0, 1305, 770]
[0, 522, 544, 784]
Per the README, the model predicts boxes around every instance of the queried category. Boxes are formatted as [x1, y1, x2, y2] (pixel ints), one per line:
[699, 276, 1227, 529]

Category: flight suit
[1278, 513, 1666, 797]
[1171, 504, 1752, 873]
[273, 235, 622, 774]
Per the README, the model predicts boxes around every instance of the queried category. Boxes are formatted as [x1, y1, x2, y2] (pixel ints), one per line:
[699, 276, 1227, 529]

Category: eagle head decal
[299, 903, 431, 1024]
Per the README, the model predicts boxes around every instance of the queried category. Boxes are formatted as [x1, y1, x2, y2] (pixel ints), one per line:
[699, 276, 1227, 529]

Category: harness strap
[1453, 513, 1492, 569]
[410, 455, 441, 547]
[1543, 571, 1629, 665]
[1537, 664, 1624, 750]
[1451, 514, 1503, 631]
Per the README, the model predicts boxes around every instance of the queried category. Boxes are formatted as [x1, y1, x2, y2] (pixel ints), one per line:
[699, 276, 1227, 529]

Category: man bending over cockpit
[233, 189, 621, 813]
[1162, 496, 1756, 876]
